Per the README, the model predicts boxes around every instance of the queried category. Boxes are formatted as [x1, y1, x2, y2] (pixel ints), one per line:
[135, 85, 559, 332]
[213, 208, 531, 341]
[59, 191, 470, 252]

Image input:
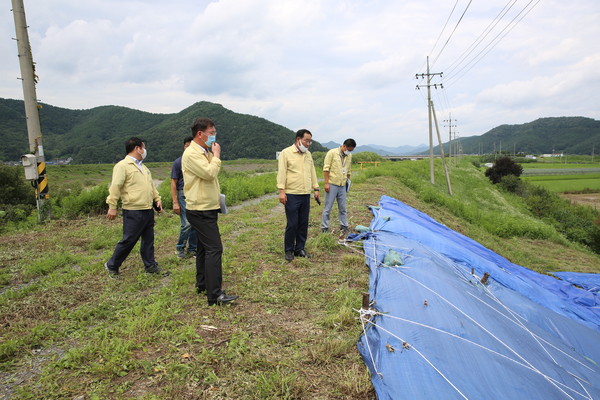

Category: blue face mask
[206, 134, 216, 146]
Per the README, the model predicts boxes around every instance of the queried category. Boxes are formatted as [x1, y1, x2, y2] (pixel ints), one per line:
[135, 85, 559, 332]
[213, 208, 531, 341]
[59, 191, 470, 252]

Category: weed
[253, 366, 302, 399]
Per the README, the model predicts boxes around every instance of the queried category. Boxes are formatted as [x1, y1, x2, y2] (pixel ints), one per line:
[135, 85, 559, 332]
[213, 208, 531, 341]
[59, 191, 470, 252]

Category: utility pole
[11, 0, 49, 220]
[431, 101, 452, 195]
[443, 114, 457, 167]
[416, 57, 442, 184]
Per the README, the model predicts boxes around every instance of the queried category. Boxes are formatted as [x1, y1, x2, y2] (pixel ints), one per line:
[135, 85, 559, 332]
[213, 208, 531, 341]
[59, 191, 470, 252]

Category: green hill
[0, 98, 327, 163]
[428, 116, 600, 156]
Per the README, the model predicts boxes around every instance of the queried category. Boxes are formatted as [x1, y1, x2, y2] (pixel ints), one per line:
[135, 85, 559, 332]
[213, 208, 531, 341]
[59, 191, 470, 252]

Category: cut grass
[0, 193, 375, 399]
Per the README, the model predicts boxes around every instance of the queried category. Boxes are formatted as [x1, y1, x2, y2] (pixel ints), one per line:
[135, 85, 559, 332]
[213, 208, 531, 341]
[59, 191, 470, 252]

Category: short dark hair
[343, 138, 356, 148]
[191, 118, 215, 137]
[125, 137, 144, 154]
[295, 129, 312, 140]
[184, 136, 194, 145]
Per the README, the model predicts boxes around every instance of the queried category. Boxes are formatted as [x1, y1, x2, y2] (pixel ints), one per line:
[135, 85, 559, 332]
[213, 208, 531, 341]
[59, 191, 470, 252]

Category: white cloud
[1, 0, 599, 147]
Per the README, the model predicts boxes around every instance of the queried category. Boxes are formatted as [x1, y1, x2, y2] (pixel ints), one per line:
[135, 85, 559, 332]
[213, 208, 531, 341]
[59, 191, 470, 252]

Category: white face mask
[140, 148, 147, 160]
[297, 141, 308, 153]
[343, 150, 351, 156]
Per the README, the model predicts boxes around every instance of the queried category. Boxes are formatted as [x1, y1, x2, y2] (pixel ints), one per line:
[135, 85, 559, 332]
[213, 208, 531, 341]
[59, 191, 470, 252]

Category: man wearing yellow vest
[277, 129, 321, 262]
[182, 118, 238, 306]
[105, 137, 164, 277]
[321, 138, 356, 235]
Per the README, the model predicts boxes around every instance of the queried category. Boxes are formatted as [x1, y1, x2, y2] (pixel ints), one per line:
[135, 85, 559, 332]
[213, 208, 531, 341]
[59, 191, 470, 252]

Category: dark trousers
[107, 209, 156, 271]
[176, 190, 198, 252]
[187, 209, 223, 301]
[284, 194, 310, 253]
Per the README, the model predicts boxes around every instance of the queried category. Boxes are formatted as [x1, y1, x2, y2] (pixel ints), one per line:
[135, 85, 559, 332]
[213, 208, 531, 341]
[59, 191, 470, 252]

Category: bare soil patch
[561, 193, 600, 209]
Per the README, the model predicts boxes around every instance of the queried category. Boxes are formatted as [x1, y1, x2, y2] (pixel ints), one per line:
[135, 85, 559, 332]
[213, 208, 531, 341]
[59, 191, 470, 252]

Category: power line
[428, 0, 460, 61]
[444, 0, 542, 87]
[443, 0, 519, 78]
[431, 0, 474, 68]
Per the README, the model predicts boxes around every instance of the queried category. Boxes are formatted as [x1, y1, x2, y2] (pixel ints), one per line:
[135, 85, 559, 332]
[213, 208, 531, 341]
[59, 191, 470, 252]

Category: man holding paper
[321, 138, 356, 235]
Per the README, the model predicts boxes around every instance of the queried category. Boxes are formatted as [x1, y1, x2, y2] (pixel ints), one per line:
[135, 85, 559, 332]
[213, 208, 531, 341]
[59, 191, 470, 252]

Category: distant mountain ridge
[2, 98, 597, 162]
[427, 117, 600, 156]
[322, 141, 428, 156]
[0, 98, 327, 163]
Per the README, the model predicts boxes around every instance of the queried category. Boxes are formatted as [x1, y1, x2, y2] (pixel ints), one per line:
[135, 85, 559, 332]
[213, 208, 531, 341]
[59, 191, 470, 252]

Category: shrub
[0, 203, 36, 228]
[56, 185, 109, 218]
[498, 175, 526, 195]
[157, 179, 172, 210]
[519, 182, 600, 253]
[353, 152, 384, 162]
[219, 172, 276, 205]
[311, 151, 326, 169]
[0, 165, 37, 228]
[0, 165, 36, 206]
[485, 157, 523, 184]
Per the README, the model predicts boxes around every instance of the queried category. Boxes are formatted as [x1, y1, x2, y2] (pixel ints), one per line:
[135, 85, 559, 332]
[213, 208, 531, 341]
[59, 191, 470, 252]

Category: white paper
[219, 193, 228, 214]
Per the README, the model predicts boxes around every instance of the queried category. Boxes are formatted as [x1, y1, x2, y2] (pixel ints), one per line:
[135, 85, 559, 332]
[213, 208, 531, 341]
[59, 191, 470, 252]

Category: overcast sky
[2, 0, 599, 148]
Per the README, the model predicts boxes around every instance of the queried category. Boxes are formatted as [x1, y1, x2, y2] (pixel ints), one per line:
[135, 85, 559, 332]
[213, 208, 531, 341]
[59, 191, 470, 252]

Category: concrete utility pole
[443, 114, 457, 166]
[11, 0, 49, 219]
[431, 101, 452, 196]
[416, 57, 443, 184]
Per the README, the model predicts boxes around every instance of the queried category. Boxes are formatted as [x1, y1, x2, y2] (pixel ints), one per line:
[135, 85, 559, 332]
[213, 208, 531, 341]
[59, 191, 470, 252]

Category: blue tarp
[356, 195, 600, 400]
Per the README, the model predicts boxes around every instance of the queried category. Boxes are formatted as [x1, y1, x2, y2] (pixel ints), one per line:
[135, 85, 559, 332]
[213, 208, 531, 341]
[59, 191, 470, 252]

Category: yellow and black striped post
[36, 159, 49, 199]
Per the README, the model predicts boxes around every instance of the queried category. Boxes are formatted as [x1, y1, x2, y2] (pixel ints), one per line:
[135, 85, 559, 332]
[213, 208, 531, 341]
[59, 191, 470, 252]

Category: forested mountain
[436, 117, 600, 155]
[0, 98, 327, 163]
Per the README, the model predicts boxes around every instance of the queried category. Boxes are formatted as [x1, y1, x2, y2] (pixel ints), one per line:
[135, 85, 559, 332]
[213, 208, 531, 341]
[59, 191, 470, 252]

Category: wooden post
[362, 292, 370, 309]
[481, 272, 490, 285]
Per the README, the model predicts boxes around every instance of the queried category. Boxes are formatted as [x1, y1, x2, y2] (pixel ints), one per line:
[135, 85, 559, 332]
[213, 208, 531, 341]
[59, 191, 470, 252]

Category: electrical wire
[431, 0, 474, 68]
[428, 0, 461, 62]
[444, 0, 519, 78]
[444, 0, 542, 87]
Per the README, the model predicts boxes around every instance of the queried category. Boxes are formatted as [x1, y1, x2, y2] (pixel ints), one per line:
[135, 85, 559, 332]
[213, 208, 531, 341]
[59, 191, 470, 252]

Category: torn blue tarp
[356, 195, 600, 400]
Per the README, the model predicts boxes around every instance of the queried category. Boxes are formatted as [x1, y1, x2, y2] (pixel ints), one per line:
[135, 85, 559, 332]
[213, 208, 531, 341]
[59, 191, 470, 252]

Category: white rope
[346, 233, 592, 399]
[474, 279, 597, 374]
[574, 374, 593, 400]
[358, 309, 383, 379]
[363, 317, 470, 400]
[466, 291, 595, 373]
[367, 310, 590, 400]
[382, 266, 577, 399]
[467, 287, 559, 365]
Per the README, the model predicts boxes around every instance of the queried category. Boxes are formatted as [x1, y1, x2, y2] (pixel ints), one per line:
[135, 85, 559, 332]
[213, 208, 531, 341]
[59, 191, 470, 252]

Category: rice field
[522, 164, 600, 193]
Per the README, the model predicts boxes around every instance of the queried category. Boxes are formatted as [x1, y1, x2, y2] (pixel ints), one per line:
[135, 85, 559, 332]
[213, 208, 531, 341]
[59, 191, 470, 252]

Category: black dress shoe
[294, 249, 311, 258]
[208, 292, 239, 306]
[285, 251, 294, 262]
[145, 264, 170, 276]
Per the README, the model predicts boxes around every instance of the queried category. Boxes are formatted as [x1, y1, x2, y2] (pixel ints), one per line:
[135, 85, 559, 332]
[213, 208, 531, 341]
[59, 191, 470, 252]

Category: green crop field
[523, 172, 600, 193]
[523, 162, 600, 169]
[521, 162, 600, 193]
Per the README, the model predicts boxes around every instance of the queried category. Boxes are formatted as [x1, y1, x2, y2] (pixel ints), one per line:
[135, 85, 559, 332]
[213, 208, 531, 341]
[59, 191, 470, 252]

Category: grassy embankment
[1, 158, 599, 399]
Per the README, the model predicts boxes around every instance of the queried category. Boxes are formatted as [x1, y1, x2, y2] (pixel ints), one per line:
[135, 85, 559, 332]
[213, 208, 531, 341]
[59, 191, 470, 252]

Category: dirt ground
[561, 193, 600, 209]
